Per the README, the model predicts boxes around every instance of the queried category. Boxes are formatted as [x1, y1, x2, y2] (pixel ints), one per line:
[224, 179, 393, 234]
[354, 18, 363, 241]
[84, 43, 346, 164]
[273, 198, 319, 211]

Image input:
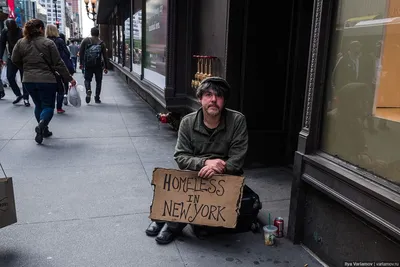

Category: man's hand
[103, 69, 108, 74]
[198, 165, 216, 179]
[205, 159, 226, 174]
[79, 64, 83, 70]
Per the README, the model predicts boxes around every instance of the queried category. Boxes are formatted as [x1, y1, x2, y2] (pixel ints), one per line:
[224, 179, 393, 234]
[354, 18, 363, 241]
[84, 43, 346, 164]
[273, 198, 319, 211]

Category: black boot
[43, 127, 53, 138]
[95, 96, 101, 104]
[145, 221, 165, 236]
[35, 120, 46, 144]
[0, 91, 4, 99]
[13, 95, 23, 104]
[84, 80, 92, 104]
[155, 224, 182, 245]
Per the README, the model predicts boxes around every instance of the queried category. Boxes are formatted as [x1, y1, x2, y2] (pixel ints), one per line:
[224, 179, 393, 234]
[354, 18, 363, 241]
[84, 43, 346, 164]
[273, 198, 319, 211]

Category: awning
[97, 0, 117, 24]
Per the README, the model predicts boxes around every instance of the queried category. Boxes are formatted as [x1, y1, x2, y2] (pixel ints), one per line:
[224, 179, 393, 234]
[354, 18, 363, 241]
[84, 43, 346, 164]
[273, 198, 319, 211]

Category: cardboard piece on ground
[150, 168, 244, 228]
[0, 177, 17, 229]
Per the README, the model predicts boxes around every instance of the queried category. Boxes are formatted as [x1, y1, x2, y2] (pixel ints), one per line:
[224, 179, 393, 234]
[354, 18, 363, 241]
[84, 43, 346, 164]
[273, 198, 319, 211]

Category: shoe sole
[155, 236, 175, 245]
[35, 126, 43, 144]
[145, 230, 161, 237]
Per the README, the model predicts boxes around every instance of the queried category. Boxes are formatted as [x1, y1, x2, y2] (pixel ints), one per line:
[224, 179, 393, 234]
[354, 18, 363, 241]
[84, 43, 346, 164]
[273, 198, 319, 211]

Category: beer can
[273, 217, 284, 238]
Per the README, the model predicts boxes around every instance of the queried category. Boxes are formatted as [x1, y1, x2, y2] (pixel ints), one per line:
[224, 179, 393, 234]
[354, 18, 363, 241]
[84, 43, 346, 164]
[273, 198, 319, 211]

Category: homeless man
[145, 76, 249, 245]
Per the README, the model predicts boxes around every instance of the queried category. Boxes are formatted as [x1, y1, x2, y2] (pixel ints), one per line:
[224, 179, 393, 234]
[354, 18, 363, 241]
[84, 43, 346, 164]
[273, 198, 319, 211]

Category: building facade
[97, 0, 400, 265]
[38, 0, 66, 34]
[66, 0, 81, 38]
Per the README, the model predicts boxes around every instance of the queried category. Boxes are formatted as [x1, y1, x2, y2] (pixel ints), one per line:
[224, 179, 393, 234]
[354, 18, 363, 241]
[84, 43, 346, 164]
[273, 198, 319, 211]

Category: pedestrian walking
[69, 41, 79, 72]
[45, 25, 75, 114]
[0, 19, 30, 106]
[11, 19, 76, 144]
[79, 27, 108, 104]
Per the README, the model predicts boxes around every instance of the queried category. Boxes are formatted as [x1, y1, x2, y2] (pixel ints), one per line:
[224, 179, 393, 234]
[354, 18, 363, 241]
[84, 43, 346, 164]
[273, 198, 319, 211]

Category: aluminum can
[273, 217, 284, 238]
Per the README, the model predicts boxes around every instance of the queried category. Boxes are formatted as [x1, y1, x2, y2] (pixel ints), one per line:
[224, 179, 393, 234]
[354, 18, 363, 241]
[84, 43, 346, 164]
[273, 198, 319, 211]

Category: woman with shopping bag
[46, 25, 75, 114]
[11, 19, 76, 144]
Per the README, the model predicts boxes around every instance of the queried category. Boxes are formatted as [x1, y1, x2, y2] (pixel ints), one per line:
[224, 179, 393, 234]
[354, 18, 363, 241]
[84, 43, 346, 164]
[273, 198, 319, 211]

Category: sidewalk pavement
[0, 71, 325, 267]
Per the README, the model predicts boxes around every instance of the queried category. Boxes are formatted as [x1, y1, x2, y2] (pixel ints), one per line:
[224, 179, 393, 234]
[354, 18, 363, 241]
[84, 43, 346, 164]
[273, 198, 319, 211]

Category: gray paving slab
[175, 227, 322, 267]
[244, 168, 292, 202]
[0, 137, 140, 169]
[131, 136, 178, 163]
[0, 101, 33, 140]
[0, 215, 183, 267]
[142, 160, 179, 183]
[12, 105, 130, 139]
[10, 164, 152, 224]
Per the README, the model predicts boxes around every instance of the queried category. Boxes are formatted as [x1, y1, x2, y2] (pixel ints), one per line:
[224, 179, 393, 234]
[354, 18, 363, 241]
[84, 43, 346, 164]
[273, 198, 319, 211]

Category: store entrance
[234, 0, 314, 168]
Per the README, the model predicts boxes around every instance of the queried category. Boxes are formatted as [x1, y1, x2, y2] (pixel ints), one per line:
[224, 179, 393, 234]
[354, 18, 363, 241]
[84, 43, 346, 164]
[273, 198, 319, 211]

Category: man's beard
[205, 105, 221, 117]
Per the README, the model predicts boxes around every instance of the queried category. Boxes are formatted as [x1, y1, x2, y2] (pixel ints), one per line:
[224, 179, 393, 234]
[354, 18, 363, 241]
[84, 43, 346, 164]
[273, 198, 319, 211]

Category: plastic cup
[263, 225, 278, 246]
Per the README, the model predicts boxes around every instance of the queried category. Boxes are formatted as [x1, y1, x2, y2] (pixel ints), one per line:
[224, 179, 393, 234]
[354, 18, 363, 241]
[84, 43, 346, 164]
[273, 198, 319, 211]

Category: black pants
[7, 60, 28, 99]
[84, 67, 103, 98]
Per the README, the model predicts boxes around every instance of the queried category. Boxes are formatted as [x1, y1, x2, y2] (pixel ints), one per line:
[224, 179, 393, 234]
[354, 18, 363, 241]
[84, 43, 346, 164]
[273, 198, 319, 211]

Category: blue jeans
[24, 83, 57, 126]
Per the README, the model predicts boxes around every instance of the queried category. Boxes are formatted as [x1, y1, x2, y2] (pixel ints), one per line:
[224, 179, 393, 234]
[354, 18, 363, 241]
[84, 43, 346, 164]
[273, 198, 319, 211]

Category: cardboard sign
[150, 168, 244, 228]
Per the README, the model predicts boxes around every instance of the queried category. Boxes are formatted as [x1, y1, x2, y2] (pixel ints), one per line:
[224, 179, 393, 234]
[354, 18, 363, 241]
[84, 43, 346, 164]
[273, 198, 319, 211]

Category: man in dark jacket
[145, 77, 249, 245]
[79, 27, 108, 104]
[0, 19, 29, 106]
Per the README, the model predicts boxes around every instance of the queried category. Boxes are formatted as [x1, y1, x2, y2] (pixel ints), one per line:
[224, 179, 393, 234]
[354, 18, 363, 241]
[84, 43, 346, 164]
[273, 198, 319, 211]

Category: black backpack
[84, 38, 103, 68]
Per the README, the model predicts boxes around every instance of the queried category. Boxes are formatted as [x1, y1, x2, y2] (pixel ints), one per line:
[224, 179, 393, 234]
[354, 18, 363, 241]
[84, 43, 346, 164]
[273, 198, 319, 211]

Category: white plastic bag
[68, 85, 82, 107]
[1, 66, 7, 85]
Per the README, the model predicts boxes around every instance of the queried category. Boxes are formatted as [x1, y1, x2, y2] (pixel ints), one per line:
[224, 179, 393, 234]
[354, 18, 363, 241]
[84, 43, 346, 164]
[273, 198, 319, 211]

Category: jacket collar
[193, 108, 226, 135]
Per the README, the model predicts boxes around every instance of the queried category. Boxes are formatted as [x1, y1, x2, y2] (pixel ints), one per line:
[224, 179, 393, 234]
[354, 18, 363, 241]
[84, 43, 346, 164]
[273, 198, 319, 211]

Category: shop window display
[124, 7, 131, 69]
[132, 9, 142, 74]
[321, 0, 400, 185]
[144, 0, 168, 89]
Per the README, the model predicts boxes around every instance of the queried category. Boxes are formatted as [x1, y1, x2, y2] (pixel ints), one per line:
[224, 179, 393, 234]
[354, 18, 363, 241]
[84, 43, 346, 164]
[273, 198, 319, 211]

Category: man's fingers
[198, 167, 207, 178]
[204, 169, 215, 179]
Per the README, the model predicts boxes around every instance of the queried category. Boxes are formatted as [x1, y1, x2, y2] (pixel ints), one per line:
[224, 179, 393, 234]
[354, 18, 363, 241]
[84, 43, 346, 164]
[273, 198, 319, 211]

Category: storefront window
[113, 17, 118, 62]
[144, 0, 168, 89]
[321, 0, 400, 185]
[132, 8, 142, 74]
[118, 23, 123, 65]
[124, 6, 131, 69]
[112, 18, 117, 62]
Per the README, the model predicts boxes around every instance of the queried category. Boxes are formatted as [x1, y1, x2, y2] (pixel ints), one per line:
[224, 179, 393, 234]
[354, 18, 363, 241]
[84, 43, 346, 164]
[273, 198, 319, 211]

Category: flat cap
[199, 76, 231, 90]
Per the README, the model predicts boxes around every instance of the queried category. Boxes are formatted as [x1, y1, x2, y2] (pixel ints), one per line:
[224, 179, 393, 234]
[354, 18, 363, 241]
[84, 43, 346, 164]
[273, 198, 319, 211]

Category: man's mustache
[208, 104, 219, 109]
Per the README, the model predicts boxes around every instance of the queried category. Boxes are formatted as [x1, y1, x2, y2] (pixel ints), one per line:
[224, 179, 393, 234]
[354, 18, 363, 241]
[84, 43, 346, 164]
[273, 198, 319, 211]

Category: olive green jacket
[11, 36, 73, 83]
[174, 108, 248, 175]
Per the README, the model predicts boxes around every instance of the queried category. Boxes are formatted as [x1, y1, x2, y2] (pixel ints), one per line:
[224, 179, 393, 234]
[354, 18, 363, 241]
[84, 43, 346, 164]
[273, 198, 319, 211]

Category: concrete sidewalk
[0, 71, 324, 267]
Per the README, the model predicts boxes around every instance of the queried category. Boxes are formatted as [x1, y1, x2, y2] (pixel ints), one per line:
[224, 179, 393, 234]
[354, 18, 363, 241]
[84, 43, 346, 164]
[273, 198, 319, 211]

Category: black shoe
[0, 91, 4, 99]
[43, 127, 53, 138]
[35, 120, 46, 144]
[13, 95, 23, 104]
[23, 99, 30, 107]
[145, 222, 165, 237]
[86, 90, 92, 104]
[95, 97, 101, 104]
[155, 224, 180, 245]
